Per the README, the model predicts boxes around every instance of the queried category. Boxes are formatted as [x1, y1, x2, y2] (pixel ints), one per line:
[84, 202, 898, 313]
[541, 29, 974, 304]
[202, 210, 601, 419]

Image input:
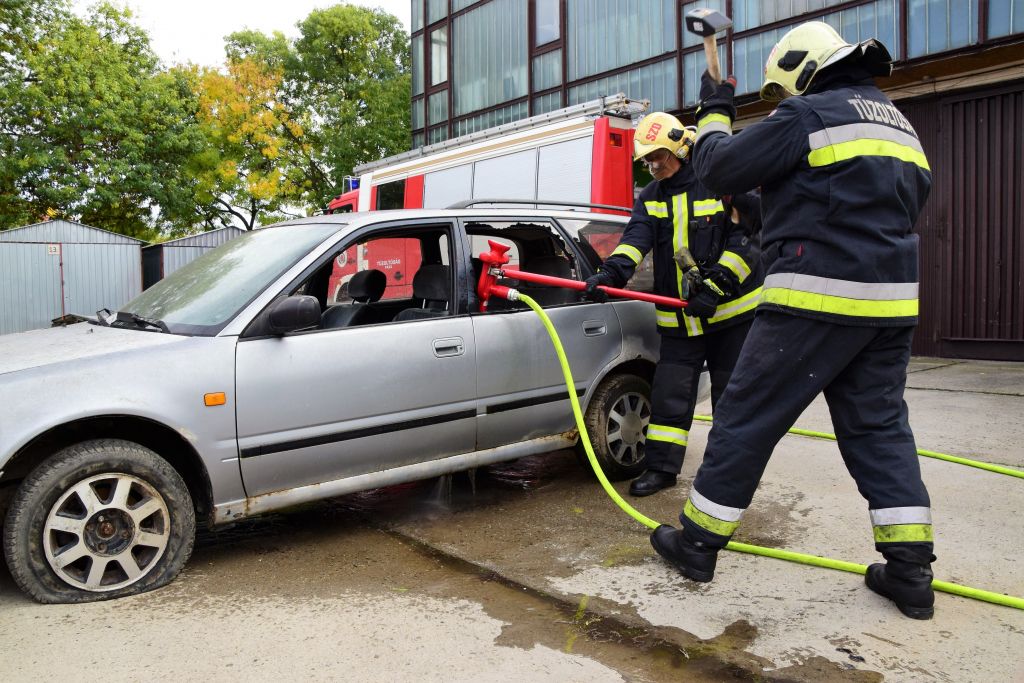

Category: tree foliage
[227, 4, 411, 212]
[190, 59, 308, 230]
[0, 3, 205, 238]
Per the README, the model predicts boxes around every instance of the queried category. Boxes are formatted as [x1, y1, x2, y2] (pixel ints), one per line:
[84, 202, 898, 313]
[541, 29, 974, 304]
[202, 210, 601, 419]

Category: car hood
[0, 322, 188, 376]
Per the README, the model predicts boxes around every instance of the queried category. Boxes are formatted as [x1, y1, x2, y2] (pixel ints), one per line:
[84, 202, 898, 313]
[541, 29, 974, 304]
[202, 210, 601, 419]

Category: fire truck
[325, 94, 648, 302]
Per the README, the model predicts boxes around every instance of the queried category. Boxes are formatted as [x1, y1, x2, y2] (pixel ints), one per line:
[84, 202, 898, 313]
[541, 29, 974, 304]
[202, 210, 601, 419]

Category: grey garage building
[0, 220, 143, 335]
[142, 227, 244, 289]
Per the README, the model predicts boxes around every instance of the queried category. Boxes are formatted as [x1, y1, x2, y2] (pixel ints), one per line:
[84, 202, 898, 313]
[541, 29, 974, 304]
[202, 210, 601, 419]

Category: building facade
[410, 0, 1024, 361]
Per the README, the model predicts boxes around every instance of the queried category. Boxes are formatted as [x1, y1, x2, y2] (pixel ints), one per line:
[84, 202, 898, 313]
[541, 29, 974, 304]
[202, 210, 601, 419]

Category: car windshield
[121, 223, 340, 335]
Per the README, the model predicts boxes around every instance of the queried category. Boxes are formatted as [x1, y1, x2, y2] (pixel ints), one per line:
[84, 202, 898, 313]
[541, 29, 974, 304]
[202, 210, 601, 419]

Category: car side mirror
[268, 295, 321, 334]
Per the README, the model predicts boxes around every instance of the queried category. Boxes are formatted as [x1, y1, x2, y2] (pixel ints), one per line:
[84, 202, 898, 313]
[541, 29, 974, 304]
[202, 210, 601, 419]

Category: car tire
[576, 373, 651, 481]
[2, 439, 195, 604]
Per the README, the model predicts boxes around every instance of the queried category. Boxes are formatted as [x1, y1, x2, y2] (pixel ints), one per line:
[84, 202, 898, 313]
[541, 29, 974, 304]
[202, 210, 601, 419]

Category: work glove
[684, 287, 719, 318]
[583, 271, 614, 303]
[696, 70, 737, 124]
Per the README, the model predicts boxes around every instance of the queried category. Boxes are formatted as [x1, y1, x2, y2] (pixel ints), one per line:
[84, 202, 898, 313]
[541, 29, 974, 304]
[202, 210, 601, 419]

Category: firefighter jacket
[599, 163, 763, 337]
[692, 70, 932, 327]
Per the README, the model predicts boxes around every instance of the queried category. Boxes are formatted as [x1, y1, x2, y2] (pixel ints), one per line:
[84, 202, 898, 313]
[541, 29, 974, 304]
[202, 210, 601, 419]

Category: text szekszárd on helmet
[761, 21, 893, 101]
[633, 112, 697, 161]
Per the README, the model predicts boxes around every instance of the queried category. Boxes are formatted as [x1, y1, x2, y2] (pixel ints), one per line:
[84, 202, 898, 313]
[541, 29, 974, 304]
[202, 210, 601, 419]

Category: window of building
[535, 0, 560, 45]
[453, 101, 530, 137]
[733, 0, 847, 32]
[988, 0, 1024, 38]
[431, 26, 448, 85]
[532, 90, 564, 115]
[429, 90, 449, 125]
[683, 43, 726, 106]
[453, 0, 528, 116]
[428, 124, 449, 145]
[565, 0, 675, 82]
[412, 0, 424, 32]
[568, 58, 677, 112]
[427, 0, 447, 25]
[532, 49, 562, 91]
[908, 0, 976, 58]
[412, 97, 425, 129]
[412, 34, 425, 96]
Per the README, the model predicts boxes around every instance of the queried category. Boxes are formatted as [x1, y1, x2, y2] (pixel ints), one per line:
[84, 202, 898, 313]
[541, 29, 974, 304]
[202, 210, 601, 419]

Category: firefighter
[650, 22, 936, 619]
[585, 111, 763, 498]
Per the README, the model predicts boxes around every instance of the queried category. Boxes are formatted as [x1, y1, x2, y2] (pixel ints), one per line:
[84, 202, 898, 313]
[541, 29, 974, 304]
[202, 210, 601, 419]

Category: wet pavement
[1, 358, 1022, 681]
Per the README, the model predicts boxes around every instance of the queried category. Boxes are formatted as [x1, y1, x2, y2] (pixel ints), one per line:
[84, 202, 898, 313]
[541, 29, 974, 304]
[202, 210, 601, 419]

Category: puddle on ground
[183, 452, 877, 682]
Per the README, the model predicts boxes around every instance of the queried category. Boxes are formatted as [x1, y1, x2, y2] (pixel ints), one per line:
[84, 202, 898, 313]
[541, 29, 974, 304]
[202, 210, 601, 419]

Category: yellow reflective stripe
[655, 310, 679, 328]
[683, 313, 703, 336]
[646, 424, 688, 446]
[693, 199, 724, 217]
[760, 287, 918, 318]
[672, 193, 688, 301]
[611, 243, 643, 265]
[718, 250, 751, 283]
[807, 139, 931, 171]
[684, 499, 740, 537]
[696, 113, 732, 141]
[873, 524, 934, 544]
[644, 201, 668, 218]
[707, 286, 761, 324]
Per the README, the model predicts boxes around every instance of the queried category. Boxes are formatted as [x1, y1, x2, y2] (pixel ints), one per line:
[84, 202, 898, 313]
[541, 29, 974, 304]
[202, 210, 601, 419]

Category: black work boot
[865, 552, 936, 620]
[650, 525, 718, 582]
[629, 470, 678, 497]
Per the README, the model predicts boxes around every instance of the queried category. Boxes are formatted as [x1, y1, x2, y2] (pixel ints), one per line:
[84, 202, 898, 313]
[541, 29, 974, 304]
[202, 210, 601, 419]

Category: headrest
[348, 269, 386, 303]
[412, 264, 450, 301]
[524, 256, 571, 280]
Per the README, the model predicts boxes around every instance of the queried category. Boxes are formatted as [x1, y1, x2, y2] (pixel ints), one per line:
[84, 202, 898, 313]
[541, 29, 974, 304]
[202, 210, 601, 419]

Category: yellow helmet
[633, 112, 697, 161]
[760, 21, 892, 101]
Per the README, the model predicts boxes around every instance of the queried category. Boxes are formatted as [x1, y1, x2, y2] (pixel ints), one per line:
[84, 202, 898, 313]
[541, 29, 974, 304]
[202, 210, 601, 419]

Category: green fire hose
[514, 291, 1024, 612]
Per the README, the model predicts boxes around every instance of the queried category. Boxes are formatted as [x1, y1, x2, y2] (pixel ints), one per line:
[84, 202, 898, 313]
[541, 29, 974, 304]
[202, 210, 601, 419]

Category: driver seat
[321, 269, 386, 328]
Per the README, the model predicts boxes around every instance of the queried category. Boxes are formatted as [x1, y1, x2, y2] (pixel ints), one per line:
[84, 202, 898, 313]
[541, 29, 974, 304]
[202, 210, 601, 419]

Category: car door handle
[433, 337, 465, 357]
[582, 320, 607, 336]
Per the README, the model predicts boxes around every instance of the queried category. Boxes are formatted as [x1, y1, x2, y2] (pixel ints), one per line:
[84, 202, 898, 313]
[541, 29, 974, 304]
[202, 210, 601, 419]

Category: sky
[71, 0, 412, 67]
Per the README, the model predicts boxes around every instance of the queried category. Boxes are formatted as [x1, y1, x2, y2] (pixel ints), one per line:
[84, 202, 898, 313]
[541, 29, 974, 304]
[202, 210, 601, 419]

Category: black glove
[584, 271, 614, 303]
[684, 286, 720, 318]
[696, 71, 737, 123]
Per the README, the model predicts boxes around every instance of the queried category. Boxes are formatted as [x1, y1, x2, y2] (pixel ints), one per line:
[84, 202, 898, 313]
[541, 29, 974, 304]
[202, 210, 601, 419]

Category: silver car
[0, 207, 672, 603]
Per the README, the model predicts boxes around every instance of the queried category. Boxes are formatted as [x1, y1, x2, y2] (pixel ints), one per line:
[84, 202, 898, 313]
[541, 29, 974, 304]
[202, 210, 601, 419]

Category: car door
[235, 222, 476, 498]
[466, 218, 623, 450]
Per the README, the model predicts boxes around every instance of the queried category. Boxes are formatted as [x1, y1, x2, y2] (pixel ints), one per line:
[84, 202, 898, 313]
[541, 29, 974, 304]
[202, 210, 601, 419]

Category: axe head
[684, 8, 733, 37]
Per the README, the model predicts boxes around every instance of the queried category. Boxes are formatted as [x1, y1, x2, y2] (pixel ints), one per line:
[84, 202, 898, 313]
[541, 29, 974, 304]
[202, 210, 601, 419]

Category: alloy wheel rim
[43, 473, 171, 592]
[605, 391, 651, 466]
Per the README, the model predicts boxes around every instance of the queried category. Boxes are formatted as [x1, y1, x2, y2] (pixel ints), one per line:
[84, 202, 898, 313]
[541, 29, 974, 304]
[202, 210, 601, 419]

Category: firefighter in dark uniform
[648, 23, 936, 619]
[585, 112, 763, 498]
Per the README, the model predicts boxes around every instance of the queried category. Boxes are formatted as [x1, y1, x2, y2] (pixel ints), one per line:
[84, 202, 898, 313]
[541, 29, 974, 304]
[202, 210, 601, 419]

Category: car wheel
[2, 439, 195, 604]
[577, 373, 651, 481]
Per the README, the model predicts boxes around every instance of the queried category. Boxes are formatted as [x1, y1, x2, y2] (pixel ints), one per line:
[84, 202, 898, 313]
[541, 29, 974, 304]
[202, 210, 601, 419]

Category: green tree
[0, 2, 205, 238]
[189, 58, 308, 230]
[226, 4, 411, 213]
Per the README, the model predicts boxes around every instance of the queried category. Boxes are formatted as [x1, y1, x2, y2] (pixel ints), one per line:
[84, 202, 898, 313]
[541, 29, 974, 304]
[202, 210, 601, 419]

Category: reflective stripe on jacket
[692, 75, 931, 327]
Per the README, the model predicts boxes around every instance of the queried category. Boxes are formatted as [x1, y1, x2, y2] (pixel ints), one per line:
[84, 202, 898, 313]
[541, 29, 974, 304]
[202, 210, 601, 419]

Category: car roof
[264, 207, 631, 231]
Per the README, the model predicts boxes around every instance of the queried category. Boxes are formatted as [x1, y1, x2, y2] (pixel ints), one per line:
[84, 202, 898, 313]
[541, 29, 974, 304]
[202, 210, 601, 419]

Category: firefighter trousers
[680, 311, 933, 557]
[644, 320, 751, 475]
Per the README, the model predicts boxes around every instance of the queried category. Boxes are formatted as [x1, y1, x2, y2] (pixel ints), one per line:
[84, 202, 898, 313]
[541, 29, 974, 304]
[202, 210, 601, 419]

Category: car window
[559, 218, 654, 293]
[123, 223, 339, 335]
[466, 220, 581, 310]
[303, 226, 455, 330]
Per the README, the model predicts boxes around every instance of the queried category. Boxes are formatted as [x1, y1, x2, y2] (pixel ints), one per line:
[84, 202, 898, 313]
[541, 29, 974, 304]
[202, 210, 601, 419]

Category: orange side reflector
[204, 392, 226, 407]
[609, 132, 623, 148]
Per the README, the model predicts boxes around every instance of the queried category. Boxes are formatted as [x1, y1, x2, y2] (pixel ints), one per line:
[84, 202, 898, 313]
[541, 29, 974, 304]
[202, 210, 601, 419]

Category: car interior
[279, 219, 588, 333]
